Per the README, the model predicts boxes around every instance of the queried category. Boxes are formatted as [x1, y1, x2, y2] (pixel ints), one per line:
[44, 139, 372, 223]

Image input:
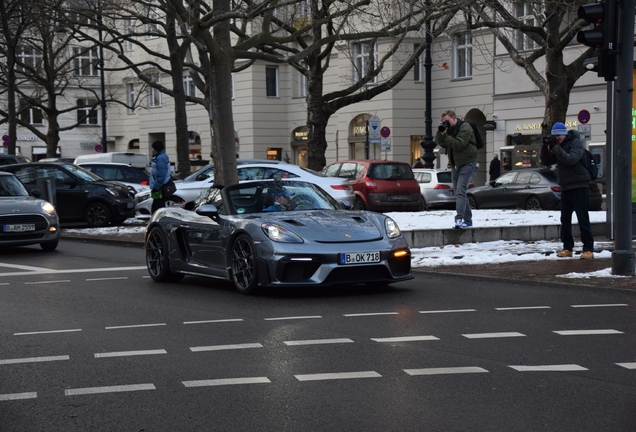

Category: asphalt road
[1, 240, 635, 432]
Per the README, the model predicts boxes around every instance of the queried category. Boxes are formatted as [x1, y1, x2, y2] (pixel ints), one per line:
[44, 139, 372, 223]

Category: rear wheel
[352, 197, 366, 210]
[231, 234, 258, 294]
[85, 202, 112, 227]
[146, 227, 184, 282]
[524, 196, 542, 210]
[467, 195, 478, 209]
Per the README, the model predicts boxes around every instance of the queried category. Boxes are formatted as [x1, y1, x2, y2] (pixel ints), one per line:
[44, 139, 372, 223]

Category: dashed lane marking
[371, 336, 439, 342]
[509, 364, 588, 372]
[65, 383, 156, 396]
[462, 332, 526, 339]
[24, 280, 70, 285]
[183, 319, 243, 325]
[94, 349, 167, 358]
[190, 343, 263, 352]
[105, 323, 166, 330]
[14, 329, 81, 336]
[616, 363, 636, 369]
[0, 355, 69, 365]
[264, 316, 322, 321]
[0, 392, 37, 401]
[343, 312, 399, 317]
[295, 371, 382, 381]
[495, 306, 551, 311]
[419, 309, 476, 314]
[553, 329, 624, 336]
[404, 367, 489, 376]
[86, 277, 129, 282]
[183, 377, 271, 387]
[284, 338, 354, 346]
[570, 304, 629, 308]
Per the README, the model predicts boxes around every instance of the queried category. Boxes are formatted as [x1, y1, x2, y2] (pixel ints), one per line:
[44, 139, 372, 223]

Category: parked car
[0, 154, 31, 165]
[467, 168, 602, 211]
[134, 162, 354, 219]
[322, 160, 423, 212]
[180, 159, 284, 183]
[0, 171, 60, 251]
[0, 162, 135, 227]
[76, 162, 151, 194]
[145, 179, 413, 293]
[74, 152, 148, 168]
[39, 158, 76, 163]
[412, 168, 476, 210]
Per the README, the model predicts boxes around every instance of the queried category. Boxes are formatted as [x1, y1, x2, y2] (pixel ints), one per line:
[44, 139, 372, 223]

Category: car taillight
[434, 184, 451, 189]
[365, 178, 377, 191]
[331, 184, 352, 191]
[141, 180, 149, 185]
[551, 186, 561, 192]
[468, 183, 475, 189]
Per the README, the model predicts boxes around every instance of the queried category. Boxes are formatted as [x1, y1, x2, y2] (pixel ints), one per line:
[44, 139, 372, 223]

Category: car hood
[259, 210, 384, 242]
[0, 196, 50, 213]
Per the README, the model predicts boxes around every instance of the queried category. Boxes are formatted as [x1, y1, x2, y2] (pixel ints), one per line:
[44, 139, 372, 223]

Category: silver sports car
[145, 180, 412, 294]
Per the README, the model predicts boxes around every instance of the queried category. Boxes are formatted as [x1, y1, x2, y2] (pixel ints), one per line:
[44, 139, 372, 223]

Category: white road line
[86, 277, 129, 281]
[571, 304, 629, 308]
[0, 266, 146, 277]
[24, 280, 71, 285]
[495, 306, 551, 311]
[462, 332, 526, 339]
[14, 329, 81, 336]
[616, 363, 636, 369]
[264, 316, 322, 321]
[0, 262, 51, 271]
[105, 323, 166, 330]
[371, 336, 439, 342]
[509, 364, 588, 372]
[404, 367, 489, 376]
[284, 338, 354, 346]
[553, 329, 624, 336]
[94, 349, 167, 358]
[0, 282, 9, 286]
[343, 312, 399, 317]
[190, 343, 263, 352]
[0, 392, 37, 401]
[65, 383, 156, 396]
[0, 355, 69, 365]
[295, 371, 382, 381]
[183, 319, 243, 325]
[183, 377, 271, 387]
[419, 309, 476, 314]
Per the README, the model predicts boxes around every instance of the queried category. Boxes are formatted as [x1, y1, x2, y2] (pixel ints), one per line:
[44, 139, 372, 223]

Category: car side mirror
[195, 204, 219, 220]
[30, 188, 42, 198]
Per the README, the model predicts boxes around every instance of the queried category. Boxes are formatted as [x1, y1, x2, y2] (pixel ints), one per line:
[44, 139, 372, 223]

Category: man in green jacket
[435, 110, 478, 228]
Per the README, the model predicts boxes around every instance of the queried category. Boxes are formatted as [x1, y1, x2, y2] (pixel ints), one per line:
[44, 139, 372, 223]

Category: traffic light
[577, 1, 618, 80]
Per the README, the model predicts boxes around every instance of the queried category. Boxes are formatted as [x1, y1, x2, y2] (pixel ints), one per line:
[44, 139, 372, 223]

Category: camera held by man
[438, 120, 451, 133]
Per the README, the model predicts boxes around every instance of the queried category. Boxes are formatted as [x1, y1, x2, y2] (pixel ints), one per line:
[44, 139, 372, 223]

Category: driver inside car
[263, 189, 295, 211]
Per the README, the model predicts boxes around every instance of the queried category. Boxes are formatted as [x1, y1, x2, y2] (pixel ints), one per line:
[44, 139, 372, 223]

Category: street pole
[97, 8, 107, 153]
[420, 0, 436, 168]
[611, 0, 635, 275]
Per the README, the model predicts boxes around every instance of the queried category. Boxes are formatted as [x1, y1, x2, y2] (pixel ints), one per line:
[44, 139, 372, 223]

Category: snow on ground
[65, 210, 628, 279]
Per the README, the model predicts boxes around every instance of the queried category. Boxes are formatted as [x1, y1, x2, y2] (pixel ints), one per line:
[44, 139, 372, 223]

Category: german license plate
[3, 224, 35, 233]
[340, 251, 380, 265]
[390, 195, 409, 201]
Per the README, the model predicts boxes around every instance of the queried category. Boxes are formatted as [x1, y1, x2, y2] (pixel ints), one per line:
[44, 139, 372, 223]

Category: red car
[322, 160, 424, 212]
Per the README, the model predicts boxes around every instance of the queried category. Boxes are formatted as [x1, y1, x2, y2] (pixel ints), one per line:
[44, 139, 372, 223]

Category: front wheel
[85, 202, 112, 227]
[467, 195, 478, 210]
[146, 227, 184, 282]
[40, 241, 58, 251]
[231, 234, 259, 294]
[524, 196, 542, 210]
[352, 197, 366, 211]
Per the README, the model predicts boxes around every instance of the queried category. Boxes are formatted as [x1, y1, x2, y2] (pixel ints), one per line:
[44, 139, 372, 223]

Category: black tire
[467, 195, 478, 209]
[145, 227, 184, 282]
[85, 202, 112, 227]
[40, 241, 58, 251]
[524, 196, 542, 210]
[231, 234, 259, 294]
[352, 197, 366, 211]
[164, 196, 183, 207]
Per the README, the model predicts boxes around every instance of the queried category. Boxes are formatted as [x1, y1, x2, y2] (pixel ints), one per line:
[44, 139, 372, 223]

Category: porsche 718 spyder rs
[145, 180, 413, 294]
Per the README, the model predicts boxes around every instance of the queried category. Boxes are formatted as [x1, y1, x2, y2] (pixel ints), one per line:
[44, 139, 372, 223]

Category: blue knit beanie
[551, 122, 568, 136]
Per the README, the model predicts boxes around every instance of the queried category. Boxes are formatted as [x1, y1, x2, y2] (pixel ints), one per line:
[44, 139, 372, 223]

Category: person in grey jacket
[540, 122, 594, 259]
[435, 110, 478, 229]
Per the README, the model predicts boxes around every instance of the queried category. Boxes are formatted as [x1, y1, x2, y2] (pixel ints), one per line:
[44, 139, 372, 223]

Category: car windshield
[63, 164, 103, 182]
[0, 175, 29, 196]
[368, 163, 415, 180]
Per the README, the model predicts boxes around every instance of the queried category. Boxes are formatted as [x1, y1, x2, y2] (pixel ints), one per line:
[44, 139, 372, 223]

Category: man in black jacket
[489, 154, 501, 182]
[540, 122, 594, 259]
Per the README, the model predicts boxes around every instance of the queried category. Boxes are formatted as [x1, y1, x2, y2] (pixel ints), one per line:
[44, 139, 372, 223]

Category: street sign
[380, 126, 391, 138]
[2, 135, 8, 148]
[578, 109, 591, 124]
[578, 124, 592, 140]
[381, 138, 391, 151]
[94, 144, 103, 153]
[367, 115, 381, 140]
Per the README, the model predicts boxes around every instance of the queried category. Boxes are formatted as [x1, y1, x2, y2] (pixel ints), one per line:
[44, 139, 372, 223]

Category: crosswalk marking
[404, 367, 488, 376]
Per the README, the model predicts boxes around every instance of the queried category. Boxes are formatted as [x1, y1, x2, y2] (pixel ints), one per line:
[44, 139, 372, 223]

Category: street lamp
[97, 7, 107, 153]
[420, 0, 436, 168]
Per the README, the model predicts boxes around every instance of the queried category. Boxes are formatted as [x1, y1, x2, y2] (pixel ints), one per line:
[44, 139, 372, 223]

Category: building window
[77, 99, 98, 125]
[127, 83, 135, 114]
[352, 41, 377, 83]
[452, 32, 472, 79]
[145, 0, 160, 38]
[231, 73, 235, 99]
[73, 47, 99, 76]
[124, 19, 134, 51]
[16, 46, 42, 72]
[183, 71, 196, 100]
[266, 66, 278, 97]
[147, 73, 161, 107]
[514, 2, 538, 51]
[19, 102, 43, 125]
[413, 44, 422, 82]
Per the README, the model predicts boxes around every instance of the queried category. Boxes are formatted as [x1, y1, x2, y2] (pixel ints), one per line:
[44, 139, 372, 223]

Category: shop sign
[17, 136, 38, 141]
[80, 142, 98, 148]
[515, 121, 577, 131]
[293, 130, 308, 141]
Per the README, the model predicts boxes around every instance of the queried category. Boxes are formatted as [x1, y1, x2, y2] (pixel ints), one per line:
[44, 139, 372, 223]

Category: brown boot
[580, 251, 594, 259]
[556, 249, 573, 258]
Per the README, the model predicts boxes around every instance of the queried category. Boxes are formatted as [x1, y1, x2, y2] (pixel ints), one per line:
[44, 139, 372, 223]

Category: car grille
[0, 214, 49, 231]
[324, 265, 392, 284]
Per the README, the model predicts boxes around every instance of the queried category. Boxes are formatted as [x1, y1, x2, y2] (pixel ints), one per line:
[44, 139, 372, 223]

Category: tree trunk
[306, 62, 331, 171]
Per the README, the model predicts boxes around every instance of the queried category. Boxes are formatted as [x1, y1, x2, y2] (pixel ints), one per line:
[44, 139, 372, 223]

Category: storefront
[291, 126, 307, 167]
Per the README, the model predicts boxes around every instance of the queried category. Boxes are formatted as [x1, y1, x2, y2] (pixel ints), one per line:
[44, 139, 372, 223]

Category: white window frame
[16, 46, 42, 72]
[514, 2, 538, 51]
[452, 32, 472, 79]
[19, 106, 43, 125]
[73, 47, 99, 76]
[352, 41, 377, 84]
[147, 73, 162, 107]
[145, 0, 160, 39]
[266, 66, 279, 97]
[183, 71, 196, 101]
[77, 99, 98, 125]
[127, 83, 135, 114]
[413, 44, 423, 82]
[231, 73, 236, 99]
[124, 19, 134, 51]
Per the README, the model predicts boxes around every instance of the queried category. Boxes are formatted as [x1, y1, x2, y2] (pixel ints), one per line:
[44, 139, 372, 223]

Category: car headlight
[106, 187, 119, 198]
[261, 223, 303, 243]
[385, 217, 401, 239]
[137, 191, 151, 202]
[41, 201, 56, 215]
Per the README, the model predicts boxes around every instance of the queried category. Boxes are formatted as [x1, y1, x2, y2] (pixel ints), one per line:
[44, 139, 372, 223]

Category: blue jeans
[452, 162, 478, 222]
[560, 187, 594, 252]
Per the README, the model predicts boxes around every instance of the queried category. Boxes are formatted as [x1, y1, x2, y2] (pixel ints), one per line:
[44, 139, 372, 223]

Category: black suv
[76, 162, 150, 193]
[0, 154, 31, 165]
[0, 162, 134, 226]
